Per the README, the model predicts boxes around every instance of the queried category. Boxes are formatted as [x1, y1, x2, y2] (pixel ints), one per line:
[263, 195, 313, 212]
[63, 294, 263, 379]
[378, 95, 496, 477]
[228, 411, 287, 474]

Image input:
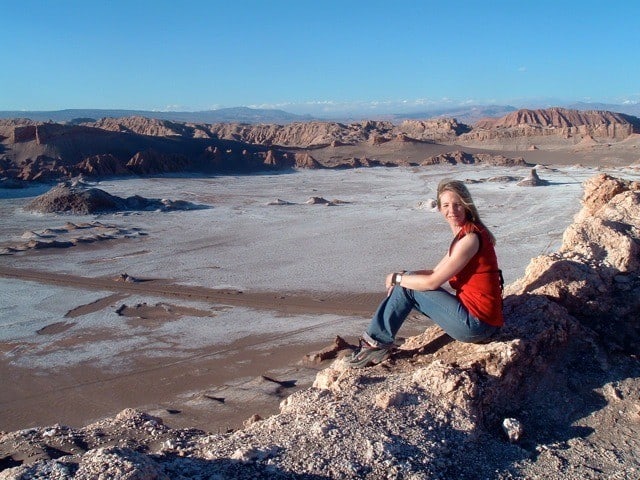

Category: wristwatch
[392, 272, 403, 285]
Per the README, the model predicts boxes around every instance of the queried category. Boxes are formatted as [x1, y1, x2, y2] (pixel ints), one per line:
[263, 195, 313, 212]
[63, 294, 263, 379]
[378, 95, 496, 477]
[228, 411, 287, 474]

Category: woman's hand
[386, 271, 407, 295]
[385, 272, 395, 290]
[385, 272, 396, 296]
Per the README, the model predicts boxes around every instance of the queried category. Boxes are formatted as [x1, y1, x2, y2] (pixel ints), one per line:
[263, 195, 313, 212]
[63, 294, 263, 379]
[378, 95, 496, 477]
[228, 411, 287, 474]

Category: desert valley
[0, 107, 639, 479]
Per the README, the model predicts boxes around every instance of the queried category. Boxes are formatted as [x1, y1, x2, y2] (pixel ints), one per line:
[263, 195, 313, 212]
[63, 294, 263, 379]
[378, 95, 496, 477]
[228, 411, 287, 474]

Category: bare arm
[405, 255, 447, 276]
[386, 233, 480, 291]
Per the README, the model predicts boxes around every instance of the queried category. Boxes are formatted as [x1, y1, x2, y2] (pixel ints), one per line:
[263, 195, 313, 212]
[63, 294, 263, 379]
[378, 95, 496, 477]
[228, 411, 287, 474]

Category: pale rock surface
[507, 173, 640, 352]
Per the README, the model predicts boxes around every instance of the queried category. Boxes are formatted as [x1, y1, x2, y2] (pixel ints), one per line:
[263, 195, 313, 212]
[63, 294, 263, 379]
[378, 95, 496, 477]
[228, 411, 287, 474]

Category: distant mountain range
[0, 102, 638, 125]
[0, 107, 314, 125]
[2, 107, 639, 183]
[564, 101, 640, 117]
[392, 105, 519, 124]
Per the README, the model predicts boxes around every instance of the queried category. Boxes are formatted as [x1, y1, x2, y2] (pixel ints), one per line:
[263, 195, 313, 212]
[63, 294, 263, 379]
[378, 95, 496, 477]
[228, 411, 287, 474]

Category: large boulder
[507, 173, 640, 352]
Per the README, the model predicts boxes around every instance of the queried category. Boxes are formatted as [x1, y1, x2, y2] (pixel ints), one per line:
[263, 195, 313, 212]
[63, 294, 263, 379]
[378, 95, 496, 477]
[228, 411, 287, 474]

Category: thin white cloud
[162, 104, 190, 112]
[246, 98, 499, 115]
[621, 95, 640, 105]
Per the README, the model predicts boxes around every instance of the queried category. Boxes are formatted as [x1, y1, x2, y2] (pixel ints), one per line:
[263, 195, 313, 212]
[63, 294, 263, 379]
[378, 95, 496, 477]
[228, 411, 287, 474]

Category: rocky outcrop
[204, 120, 397, 147]
[87, 117, 399, 148]
[0, 119, 403, 182]
[199, 118, 469, 147]
[516, 168, 548, 186]
[24, 183, 205, 214]
[421, 150, 529, 167]
[6, 123, 108, 145]
[398, 118, 471, 141]
[467, 107, 640, 142]
[75, 154, 129, 177]
[2, 174, 639, 479]
[476, 107, 640, 131]
[10, 125, 37, 143]
[507, 173, 640, 352]
[0, 120, 292, 181]
[88, 116, 206, 138]
[0, 221, 147, 256]
[125, 149, 192, 175]
[0, 119, 35, 141]
[292, 152, 321, 169]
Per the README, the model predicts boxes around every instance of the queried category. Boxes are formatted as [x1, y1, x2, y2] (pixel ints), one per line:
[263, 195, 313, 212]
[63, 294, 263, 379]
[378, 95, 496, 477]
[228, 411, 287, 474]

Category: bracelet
[393, 270, 408, 285]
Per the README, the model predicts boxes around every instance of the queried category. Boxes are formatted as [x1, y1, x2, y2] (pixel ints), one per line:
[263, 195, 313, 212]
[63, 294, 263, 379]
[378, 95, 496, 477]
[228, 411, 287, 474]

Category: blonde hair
[437, 179, 496, 244]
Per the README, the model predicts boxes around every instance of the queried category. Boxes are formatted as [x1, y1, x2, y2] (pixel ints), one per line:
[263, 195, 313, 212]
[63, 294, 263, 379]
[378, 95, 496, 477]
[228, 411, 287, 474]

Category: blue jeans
[363, 286, 498, 347]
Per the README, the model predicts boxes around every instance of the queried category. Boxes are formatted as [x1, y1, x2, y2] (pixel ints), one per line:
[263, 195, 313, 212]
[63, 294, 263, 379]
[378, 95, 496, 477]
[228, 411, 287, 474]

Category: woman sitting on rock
[346, 179, 504, 368]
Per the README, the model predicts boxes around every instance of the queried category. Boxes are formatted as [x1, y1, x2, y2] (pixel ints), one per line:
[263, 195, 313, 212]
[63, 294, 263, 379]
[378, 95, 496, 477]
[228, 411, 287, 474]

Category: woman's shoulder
[460, 222, 482, 236]
[463, 222, 497, 250]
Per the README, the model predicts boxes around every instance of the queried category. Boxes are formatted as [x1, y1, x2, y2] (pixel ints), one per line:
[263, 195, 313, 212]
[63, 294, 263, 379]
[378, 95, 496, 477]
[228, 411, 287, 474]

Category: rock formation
[205, 120, 396, 147]
[507, 173, 640, 352]
[1, 108, 639, 183]
[475, 107, 640, 131]
[0, 120, 285, 181]
[466, 107, 640, 142]
[0, 221, 148, 256]
[397, 118, 471, 141]
[422, 150, 529, 167]
[516, 168, 548, 186]
[125, 149, 192, 175]
[88, 116, 205, 138]
[1, 173, 638, 478]
[24, 183, 205, 214]
[75, 154, 130, 177]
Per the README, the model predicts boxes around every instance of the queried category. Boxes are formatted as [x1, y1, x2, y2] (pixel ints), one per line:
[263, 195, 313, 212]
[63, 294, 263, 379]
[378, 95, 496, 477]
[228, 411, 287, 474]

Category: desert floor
[1, 160, 639, 434]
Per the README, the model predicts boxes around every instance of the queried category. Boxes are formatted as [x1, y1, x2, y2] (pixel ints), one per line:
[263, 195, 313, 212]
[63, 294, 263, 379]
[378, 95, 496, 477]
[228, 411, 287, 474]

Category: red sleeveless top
[448, 223, 504, 327]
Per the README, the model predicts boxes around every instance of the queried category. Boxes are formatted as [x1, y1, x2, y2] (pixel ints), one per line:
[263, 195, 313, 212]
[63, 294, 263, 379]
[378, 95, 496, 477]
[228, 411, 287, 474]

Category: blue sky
[2, 0, 638, 115]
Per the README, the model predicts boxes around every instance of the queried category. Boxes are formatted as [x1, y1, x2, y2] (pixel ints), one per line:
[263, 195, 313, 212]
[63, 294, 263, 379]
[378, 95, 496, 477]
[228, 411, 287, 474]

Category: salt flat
[1, 165, 619, 291]
[1, 163, 639, 431]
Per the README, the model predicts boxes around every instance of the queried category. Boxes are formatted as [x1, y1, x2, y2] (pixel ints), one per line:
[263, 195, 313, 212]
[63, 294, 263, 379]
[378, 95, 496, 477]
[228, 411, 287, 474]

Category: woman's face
[439, 190, 467, 228]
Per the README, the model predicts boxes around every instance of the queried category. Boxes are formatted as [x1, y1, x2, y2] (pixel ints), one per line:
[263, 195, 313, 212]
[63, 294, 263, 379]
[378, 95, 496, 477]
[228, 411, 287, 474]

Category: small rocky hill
[1, 173, 638, 479]
[24, 182, 204, 215]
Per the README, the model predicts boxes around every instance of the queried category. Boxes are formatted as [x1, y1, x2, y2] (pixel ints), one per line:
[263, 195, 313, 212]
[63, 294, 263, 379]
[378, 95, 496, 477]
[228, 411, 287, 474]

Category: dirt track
[0, 266, 381, 317]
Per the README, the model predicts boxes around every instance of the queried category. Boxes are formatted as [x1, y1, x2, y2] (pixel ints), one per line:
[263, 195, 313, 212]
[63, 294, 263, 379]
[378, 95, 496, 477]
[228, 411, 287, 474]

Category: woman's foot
[343, 339, 391, 368]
